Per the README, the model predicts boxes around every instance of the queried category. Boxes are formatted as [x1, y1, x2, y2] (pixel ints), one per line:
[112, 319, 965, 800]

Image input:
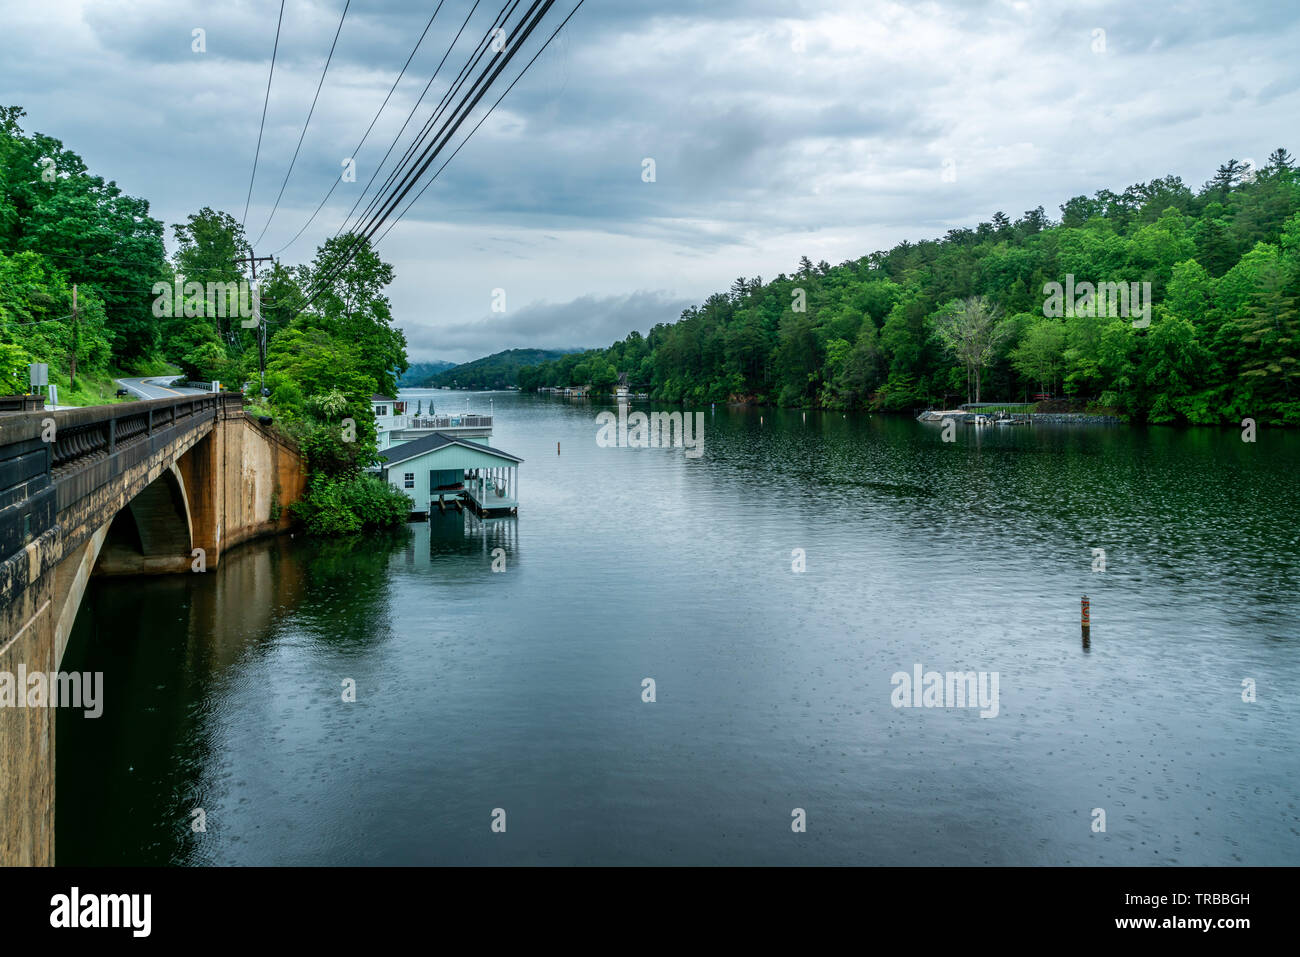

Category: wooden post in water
[557, 441, 560, 455]
[1081, 595, 1091, 644]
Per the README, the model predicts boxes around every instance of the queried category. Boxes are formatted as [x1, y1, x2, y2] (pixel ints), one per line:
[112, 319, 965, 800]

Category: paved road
[114, 376, 211, 400]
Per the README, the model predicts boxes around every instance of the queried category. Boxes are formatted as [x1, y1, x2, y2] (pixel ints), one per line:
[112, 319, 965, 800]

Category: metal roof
[378, 431, 524, 467]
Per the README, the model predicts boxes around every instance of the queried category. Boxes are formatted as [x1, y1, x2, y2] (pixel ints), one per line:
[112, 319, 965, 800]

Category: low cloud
[401, 289, 694, 362]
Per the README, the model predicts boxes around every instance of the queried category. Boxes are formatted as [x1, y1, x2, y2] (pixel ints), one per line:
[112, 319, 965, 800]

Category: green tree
[930, 296, 1011, 403]
[0, 106, 166, 362]
[301, 233, 407, 397]
[1235, 257, 1300, 419]
[170, 207, 248, 352]
[1011, 321, 1067, 394]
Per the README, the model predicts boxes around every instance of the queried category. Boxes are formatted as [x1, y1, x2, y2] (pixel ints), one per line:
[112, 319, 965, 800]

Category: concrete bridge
[0, 393, 306, 866]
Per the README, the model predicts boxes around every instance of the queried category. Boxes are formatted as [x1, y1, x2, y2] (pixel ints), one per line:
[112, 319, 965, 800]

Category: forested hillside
[427, 348, 569, 389]
[399, 360, 455, 386]
[521, 152, 1300, 424]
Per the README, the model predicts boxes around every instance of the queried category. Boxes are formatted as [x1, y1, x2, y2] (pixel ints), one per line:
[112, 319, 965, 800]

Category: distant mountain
[425, 349, 571, 389]
[399, 361, 457, 387]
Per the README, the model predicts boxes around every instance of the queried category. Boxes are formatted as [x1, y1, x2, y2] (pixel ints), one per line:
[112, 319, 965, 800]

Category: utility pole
[233, 246, 274, 397]
[70, 284, 78, 389]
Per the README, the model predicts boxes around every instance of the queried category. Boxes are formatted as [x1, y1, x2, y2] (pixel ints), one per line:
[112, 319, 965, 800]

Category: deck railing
[408, 414, 492, 430]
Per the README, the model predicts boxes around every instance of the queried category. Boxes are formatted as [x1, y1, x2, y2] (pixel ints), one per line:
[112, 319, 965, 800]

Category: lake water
[56, 392, 1300, 865]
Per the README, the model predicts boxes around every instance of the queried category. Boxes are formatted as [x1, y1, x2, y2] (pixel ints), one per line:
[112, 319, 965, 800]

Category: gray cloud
[401, 289, 694, 361]
[2, 0, 1298, 363]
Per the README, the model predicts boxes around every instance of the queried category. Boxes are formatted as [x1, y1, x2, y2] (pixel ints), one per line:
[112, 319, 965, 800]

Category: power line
[277, 0, 518, 315]
[1, 312, 73, 327]
[243, 0, 287, 227]
[251, 0, 353, 247]
[11, 1, 583, 343]
[356, 0, 553, 245]
[336, 0, 531, 253]
[271, 0, 581, 325]
[10, 2, 584, 348]
[270, 0, 450, 256]
[317, 0, 563, 312]
[54, 287, 162, 295]
[377, 0, 586, 248]
[13, 248, 166, 268]
[311, 0, 543, 299]
[326, 0, 490, 251]
[353, 1, 530, 241]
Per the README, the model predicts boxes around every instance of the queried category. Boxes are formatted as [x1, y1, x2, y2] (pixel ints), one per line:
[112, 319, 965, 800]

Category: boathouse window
[403, 472, 415, 489]
[375, 405, 388, 416]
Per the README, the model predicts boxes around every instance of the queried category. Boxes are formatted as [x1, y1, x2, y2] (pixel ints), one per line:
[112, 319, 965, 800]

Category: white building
[378, 431, 523, 517]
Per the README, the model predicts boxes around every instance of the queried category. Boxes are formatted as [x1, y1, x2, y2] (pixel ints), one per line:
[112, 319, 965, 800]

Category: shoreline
[916, 409, 1125, 426]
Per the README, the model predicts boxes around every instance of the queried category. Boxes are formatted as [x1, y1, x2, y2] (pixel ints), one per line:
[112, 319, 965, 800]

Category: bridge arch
[94, 463, 195, 576]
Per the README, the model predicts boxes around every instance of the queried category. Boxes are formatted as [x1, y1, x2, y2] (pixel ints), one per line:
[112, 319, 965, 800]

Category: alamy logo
[151, 278, 258, 320]
[50, 887, 151, 937]
[595, 407, 705, 458]
[890, 664, 1000, 718]
[0, 667, 102, 717]
[1043, 275, 1151, 329]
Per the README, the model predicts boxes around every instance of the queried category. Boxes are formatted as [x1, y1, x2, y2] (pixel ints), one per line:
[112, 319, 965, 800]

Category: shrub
[291, 474, 411, 536]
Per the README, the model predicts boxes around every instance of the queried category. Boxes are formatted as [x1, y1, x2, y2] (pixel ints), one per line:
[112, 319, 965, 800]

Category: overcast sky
[2, 0, 1297, 363]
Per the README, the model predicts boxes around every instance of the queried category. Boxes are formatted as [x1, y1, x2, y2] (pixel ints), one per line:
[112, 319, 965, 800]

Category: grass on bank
[43, 359, 181, 407]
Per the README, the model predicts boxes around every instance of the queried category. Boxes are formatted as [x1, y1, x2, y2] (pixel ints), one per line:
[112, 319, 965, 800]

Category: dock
[916, 409, 1032, 425]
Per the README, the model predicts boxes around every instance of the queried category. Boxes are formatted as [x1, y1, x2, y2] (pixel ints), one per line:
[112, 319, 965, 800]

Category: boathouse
[378, 431, 523, 517]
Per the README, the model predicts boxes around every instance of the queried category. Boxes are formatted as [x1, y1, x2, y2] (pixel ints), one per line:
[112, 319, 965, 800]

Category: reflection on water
[57, 396, 1300, 865]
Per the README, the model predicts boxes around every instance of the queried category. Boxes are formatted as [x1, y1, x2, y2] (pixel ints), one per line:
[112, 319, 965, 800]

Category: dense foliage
[291, 473, 412, 536]
[521, 151, 1300, 424]
[0, 105, 167, 395]
[244, 236, 411, 534]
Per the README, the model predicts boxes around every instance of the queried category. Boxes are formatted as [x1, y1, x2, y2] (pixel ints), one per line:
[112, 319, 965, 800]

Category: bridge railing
[48, 394, 233, 475]
[0, 393, 243, 562]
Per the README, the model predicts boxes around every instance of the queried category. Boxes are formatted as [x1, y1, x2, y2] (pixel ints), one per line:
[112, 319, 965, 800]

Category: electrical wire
[270, 0, 449, 256]
[250, 0, 353, 246]
[243, 0, 287, 227]
[377, 0, 585, 248]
